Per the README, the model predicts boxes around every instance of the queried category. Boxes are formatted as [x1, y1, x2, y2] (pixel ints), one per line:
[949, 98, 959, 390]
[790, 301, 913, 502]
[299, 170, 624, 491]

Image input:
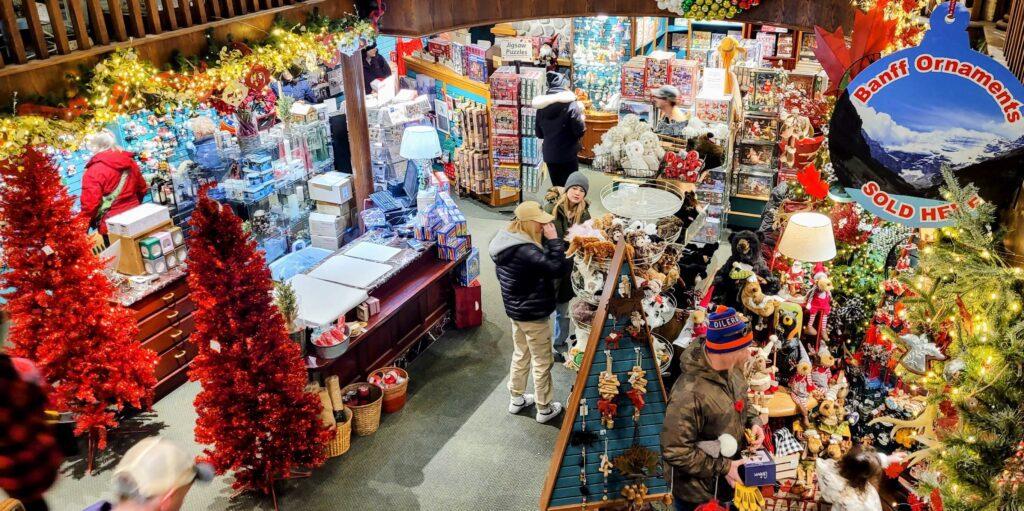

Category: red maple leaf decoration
[930, 488, 944, 511]
[884, 461, 906, 479]
[814, 5, 898, 94]
[797, 164, 830, 200]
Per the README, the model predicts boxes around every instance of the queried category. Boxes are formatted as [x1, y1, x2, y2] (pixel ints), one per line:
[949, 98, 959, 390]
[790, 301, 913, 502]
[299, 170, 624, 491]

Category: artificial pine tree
[899, 170, 1024, 511]
[187, 190, 330, 496]
[0, 147, 156, 449]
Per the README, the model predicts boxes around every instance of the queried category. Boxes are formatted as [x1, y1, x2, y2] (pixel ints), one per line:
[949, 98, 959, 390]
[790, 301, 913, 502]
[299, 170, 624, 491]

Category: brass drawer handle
[165, 310, 180, 321]
[161, 292, 176, 302]
[170, 329, 184, 340]
[174, 349, 188, 361]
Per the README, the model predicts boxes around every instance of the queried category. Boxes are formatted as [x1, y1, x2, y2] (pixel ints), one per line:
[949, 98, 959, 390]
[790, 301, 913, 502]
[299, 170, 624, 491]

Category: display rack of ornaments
[654, 0, 762, 20]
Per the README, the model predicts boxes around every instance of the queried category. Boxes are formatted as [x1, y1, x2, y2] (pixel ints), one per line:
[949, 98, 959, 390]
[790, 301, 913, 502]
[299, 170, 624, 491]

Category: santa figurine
[785, 261, 807, 299]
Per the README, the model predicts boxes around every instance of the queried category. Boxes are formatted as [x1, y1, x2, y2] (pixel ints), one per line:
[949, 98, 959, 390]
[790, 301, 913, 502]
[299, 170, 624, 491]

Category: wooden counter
[578, 110, 618, 162]
[306, 248, 463, 385]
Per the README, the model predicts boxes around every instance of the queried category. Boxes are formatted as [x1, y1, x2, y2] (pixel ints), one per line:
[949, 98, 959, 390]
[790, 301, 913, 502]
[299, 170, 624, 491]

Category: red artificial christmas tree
[0, 147, 156, 449]
[187, 189, 329, 497]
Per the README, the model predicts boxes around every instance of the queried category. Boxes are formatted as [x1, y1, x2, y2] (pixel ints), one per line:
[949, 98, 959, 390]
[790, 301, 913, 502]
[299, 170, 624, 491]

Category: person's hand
[542, 223, 558, 240]
[726, 459, 745, 488]
[748, 424, 765, 450]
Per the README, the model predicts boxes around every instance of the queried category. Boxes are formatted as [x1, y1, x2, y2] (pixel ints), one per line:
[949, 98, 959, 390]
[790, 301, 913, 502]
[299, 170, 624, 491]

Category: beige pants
[508, 318, 555, 408]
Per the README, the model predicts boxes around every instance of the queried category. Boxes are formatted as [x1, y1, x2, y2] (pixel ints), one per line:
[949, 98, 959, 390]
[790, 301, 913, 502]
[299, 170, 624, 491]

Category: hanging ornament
[621, 482, 649, 510]
[897, 333, 947, 375]
[221, 81, 249, 107]
[599, 433, 612, 501]
[598, 350, 620, 428]
[243, 65, 271, 92]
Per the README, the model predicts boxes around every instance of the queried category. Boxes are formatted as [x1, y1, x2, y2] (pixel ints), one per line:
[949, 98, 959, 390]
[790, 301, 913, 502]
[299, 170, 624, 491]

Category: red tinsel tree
[0, 147, 156, 448]
[187, 190, 329, 494]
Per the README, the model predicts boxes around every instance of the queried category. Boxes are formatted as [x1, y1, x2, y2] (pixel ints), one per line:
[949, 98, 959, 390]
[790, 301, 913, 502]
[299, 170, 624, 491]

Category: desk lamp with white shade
[776, 211, 836, 349]
[399, 125, 442, 191]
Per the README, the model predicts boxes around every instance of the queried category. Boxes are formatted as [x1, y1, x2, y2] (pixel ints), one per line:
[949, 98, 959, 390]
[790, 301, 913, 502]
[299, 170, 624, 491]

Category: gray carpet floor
[41, 169, 621, 511]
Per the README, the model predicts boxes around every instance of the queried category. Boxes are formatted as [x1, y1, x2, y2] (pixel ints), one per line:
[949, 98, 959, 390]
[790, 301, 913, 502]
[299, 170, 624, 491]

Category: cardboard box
[138, 237, 162, 260]
[154, 231, 175, 255]
[739, 449, 776, 487]
[175, 246, 188, 264]
[455, 247, 480, 287]
[310, 233, 344, 251]
[165, 250, 180, 269]
[144, 255, 168, 275]
[316, 201, 348, 216]
[774, 453, 800, 481]
[106, 203, 171, 238]
[308, 172, 353, 205]
[309, 212, 347, 238]
[168, 226, 185, 246]
[111, 219, 175, 275]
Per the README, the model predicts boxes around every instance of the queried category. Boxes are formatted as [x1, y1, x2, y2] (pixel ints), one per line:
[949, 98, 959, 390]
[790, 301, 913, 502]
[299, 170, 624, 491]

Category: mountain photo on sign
[829, 2, 1024, 227]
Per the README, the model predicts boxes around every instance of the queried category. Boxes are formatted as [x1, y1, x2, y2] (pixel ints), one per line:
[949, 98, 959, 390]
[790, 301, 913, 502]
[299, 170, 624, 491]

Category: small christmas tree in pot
[187, 188, 330, 504]
[0, 147, 156, 464]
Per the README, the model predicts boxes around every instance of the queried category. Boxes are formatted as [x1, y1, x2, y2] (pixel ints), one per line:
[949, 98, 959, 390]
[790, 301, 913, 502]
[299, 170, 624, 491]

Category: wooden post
[340, 51, 373, 212]
[1005, 0, 1024, 80]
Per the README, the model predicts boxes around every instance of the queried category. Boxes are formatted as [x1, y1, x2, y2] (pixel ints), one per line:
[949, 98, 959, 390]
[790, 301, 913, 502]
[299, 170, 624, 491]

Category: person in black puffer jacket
[533, 71, 586, 188]
[489, 201, 572, 424]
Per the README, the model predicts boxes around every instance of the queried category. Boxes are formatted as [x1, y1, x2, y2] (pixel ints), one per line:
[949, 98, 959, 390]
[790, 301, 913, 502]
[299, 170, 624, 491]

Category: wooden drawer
[154, 339, 197, 381]
[130, 277, 189, 322]
[174, 297, 195, 319]
[136, 305, 183, 342]
[141, 314, 195, 355]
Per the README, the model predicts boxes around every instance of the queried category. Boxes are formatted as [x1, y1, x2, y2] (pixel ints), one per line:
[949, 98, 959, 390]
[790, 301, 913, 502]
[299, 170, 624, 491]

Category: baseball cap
[112, 437, 213, 501]
[514, 201, 555, 224]
[652, 85, 681, 102]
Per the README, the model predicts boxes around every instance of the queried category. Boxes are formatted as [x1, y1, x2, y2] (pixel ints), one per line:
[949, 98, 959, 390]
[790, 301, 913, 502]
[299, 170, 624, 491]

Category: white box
[165, 250, 180, 269]
[153, 231, 175, 255]
[308, 172, 353, 205]
[311, 233, 344, 251]
[309, 212, 347, 238]
[105, 203, 171, 238]
[175, 246, 188, 264]
[144, 255, 168, 274]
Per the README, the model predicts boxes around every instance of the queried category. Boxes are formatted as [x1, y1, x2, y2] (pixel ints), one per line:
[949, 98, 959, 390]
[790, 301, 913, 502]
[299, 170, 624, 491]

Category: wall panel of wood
[377, 0, 856, 37]
[1006, 0, 1024, 80]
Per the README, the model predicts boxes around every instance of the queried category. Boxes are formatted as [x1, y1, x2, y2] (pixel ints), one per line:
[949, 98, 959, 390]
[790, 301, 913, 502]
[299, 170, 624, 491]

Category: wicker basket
[341, 383, 383, 436]
[370, 366, 409, 413]
[0, 499, 26, 511]
[324, 408, 352, 457]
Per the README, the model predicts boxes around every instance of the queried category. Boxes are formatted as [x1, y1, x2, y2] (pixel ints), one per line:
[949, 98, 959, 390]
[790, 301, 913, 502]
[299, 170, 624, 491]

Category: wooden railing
[0, 0, 307, 67]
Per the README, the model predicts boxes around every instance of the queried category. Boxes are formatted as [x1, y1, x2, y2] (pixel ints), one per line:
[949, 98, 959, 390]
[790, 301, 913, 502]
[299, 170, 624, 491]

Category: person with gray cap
[543, 171, 591, 358]
[652, 84, 689, 124]
[82, 437, 212, 511]
[532, 71, 586, 188]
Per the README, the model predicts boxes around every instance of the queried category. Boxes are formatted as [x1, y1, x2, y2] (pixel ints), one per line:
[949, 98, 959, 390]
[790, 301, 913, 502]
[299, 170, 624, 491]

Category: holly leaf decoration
[797, 164, 829, 200]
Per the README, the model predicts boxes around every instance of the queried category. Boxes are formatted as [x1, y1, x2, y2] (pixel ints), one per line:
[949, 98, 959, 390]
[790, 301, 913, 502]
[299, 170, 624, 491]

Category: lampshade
[777, 212, 836, 262]
[399, 126, 442, 160]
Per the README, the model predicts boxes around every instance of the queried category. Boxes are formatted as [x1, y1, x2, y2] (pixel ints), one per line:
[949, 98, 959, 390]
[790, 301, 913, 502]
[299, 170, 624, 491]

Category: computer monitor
[401, 159, 421, 200]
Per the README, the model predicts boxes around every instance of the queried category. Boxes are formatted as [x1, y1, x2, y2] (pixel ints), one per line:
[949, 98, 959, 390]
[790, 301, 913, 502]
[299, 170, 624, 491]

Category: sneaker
[536, 402, 564, 423]
[509, 394, 535, 414]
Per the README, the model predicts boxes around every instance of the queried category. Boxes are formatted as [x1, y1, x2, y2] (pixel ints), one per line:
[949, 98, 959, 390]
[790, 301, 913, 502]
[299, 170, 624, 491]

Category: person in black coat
[362, 43, 392, 92]
[533, 71, 586, 188]
[489, 201, 572, 424]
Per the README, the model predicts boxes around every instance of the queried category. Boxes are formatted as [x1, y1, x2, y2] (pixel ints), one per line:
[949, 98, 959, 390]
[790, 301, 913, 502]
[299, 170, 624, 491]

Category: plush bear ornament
[624, 141, 649, 172]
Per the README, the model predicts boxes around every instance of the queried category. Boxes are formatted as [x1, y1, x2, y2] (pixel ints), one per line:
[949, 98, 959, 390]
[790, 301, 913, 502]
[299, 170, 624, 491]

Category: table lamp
[777, 212, 837, 262]
[400, 125, 442, 191]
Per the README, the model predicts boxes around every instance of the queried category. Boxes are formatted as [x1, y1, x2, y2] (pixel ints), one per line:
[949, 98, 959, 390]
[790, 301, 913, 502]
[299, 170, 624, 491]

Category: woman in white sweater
[816, 446, 906, 511]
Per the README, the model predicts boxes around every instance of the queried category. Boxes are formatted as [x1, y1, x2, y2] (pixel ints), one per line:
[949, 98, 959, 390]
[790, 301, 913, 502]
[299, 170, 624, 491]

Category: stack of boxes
[453, 101, 491, 195]
[432, 193, 471, 261]
[307, 171, 353, 251]
[138, 226, 188, 275]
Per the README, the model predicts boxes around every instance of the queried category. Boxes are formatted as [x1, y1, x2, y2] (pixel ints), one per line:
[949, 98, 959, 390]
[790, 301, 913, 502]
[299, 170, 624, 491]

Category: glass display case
[572, 16, 632, 111]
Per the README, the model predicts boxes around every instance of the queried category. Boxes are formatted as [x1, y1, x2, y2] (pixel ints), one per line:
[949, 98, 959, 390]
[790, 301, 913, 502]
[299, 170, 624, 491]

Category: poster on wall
[829, 2, 1024, 227]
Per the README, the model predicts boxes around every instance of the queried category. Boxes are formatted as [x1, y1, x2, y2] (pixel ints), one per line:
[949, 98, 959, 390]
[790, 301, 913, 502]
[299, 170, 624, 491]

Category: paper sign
[700, 68, 727, 97]
[503, 38, 535, 62]
[830, 2, 1024, 227]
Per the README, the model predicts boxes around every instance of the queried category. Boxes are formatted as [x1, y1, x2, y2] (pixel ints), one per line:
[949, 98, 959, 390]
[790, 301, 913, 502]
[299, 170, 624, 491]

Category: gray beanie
[652, 84, 681, 103]
[564, 171, 589, 195]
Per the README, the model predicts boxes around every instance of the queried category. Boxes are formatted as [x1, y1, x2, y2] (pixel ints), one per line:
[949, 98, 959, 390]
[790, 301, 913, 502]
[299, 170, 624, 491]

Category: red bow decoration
[244, 65, 271, 92]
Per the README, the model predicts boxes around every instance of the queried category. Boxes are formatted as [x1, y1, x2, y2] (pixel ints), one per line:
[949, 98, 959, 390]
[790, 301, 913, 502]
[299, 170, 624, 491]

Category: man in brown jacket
[661, 307, 765, 510]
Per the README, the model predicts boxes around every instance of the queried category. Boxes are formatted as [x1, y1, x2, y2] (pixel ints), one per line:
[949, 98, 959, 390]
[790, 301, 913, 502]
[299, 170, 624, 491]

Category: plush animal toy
[713, 231, 778, 310]
[624, 141, 648, 172]
[639, 131, 665, 171]
[793, 429, 824, 496]
[805, 263, 834, 346]
[690, 132, 726, 170]
[812, 345, 836, 390]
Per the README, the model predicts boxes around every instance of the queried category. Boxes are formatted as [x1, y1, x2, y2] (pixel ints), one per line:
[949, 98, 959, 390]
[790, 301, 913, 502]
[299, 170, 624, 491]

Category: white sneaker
[536, 402, 564, 423]
[509, 394, 535, 414]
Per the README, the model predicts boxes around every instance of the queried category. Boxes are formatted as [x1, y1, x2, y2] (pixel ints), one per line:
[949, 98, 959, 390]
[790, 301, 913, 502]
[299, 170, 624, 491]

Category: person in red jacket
[80, 131, 149, 236]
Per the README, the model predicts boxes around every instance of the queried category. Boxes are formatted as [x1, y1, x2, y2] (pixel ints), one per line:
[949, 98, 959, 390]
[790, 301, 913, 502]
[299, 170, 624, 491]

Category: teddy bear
[623, 141, 649, 173]
[688, 132, 726, 170]
[793, 429, 823, 496]
[712, 231, 778, 311]
[639, 131, 665, 171]
[811, 344, 836, 390]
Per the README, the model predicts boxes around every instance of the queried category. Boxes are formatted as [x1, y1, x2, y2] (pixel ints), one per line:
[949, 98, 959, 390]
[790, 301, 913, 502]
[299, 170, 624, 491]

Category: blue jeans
[552, 301, 571, 348]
